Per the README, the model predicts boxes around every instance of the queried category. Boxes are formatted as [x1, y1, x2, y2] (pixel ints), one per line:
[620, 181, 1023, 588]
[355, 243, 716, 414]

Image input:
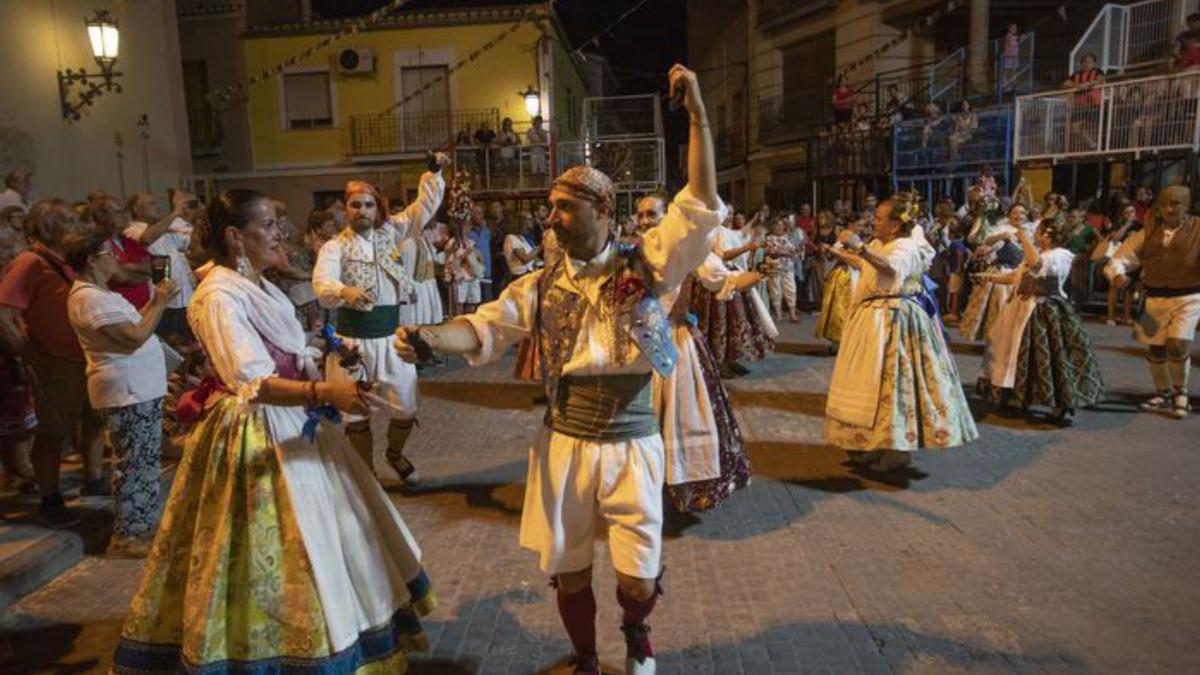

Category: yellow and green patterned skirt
[816, 264, 854, 343]
[113, 396, 434, 674]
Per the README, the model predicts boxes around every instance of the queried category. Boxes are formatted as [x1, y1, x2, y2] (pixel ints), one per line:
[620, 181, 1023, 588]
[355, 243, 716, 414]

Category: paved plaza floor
[2, 316, 1197, 674]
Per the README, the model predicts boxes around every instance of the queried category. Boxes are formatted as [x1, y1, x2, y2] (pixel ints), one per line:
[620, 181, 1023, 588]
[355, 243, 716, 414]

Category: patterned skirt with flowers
[688, 284, 773, 367]
[113, 395, 434, 674]
[1010, 298, 1106, 411]
[825, 299, 979, 451]
[664, 324, 752, 512]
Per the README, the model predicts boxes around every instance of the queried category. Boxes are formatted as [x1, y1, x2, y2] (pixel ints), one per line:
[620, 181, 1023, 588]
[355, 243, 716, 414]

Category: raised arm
[136, 192, 193, 247]
[676, 65, 718, 210]
[390, 155, 450, 242]
[639, 64, 728, 289]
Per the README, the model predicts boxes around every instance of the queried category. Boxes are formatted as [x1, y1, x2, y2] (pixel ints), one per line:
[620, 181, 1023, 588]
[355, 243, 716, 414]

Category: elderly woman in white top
[64, 227, 179, 557]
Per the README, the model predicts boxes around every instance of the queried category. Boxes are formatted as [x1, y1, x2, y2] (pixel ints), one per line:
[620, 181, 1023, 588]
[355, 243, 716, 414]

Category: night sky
[314, 0, 691, 184]
[312, 0, 689, 94]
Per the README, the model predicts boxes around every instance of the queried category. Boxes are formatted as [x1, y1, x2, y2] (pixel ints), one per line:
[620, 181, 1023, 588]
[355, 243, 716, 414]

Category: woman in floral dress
[113, 189, 434, 674]
[825, 193, 979, 473]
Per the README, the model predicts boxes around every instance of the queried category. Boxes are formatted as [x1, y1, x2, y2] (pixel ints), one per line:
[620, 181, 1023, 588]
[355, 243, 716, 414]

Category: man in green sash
[313, 155, 449, 484]
[394, 65, 721, 675]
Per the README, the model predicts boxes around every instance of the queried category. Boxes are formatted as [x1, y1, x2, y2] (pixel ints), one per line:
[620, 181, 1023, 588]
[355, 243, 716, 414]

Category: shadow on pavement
[0, 621, 101, 674]
[666, 415, 1059, 540]
[412, 590, 1085, 674]
[398, 459, 526, 524]
[773, 340, 835, 357]
[419, 380, 544, 411]
[728, 389, 827, 417]
[679, 620, 1087, 673]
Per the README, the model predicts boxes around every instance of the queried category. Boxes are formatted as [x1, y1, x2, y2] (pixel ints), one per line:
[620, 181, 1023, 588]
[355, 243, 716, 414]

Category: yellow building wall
[243, 22, 548, 168]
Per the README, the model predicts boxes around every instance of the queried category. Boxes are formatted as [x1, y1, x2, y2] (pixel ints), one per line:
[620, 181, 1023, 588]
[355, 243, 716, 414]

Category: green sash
[546, 373, 658, 442]
[336, 305, 401, 339]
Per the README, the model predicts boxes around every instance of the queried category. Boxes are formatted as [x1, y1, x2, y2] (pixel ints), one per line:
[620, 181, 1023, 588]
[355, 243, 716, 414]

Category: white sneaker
[1139, 394, 1174, 413]
[625, 655, 656, 675]
[1172, 394, 1191, 420]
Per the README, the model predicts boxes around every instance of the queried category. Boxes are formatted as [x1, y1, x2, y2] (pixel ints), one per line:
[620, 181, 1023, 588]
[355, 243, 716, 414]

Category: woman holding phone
[64, 227, 179, 557]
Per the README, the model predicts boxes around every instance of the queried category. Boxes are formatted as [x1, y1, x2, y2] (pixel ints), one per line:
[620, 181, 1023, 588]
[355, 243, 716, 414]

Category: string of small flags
[208, 0, 413, 104]
[377, 4, 543, 116]
[838, 0, 960, 81]
[837, 0, 1074, 81]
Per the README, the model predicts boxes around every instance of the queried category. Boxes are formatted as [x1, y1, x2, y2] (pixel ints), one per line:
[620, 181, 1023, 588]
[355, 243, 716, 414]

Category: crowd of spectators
[0, 168, 556, 555]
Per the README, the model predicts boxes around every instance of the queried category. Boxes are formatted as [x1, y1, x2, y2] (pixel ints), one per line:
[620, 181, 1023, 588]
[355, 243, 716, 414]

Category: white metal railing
[1069, 0, 1198, 74]
[556, 137, 665, 190]
[1014, 70, 1200, 161]
[929, 47, 966, 104]
[581, 94, 663, 140]
[451, 144, 553, 192]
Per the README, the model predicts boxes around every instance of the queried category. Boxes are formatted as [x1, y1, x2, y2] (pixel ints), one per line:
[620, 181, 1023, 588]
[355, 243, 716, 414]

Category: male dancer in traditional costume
[1105, 185, 1199, 419]
[313, 154, 449, 483]
[395, 65, 722, 675]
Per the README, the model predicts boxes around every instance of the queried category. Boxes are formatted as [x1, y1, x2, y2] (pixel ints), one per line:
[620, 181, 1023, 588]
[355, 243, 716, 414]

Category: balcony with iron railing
[349, 108, 498, 159]
[1014, 70, 1200, 161]
[188, 106, 224, 156]
[452, 144, 553, 192]
[810, 128, 893, 179]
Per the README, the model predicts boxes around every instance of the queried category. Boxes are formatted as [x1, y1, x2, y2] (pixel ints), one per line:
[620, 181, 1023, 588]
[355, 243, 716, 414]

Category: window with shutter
[283, 71, 333, 129]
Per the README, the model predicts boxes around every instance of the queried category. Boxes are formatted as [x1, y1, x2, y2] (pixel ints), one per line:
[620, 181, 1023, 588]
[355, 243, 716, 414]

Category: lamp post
[520, 85, 541, 119]
[58, 9, 124, 121]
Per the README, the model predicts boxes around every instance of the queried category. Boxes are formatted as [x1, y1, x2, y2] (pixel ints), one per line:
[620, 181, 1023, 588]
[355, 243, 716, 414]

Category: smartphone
[151, 255, 172, 283]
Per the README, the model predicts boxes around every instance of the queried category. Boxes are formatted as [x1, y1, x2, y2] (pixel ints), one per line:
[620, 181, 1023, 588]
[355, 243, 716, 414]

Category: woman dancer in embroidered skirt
[637, 192, 758, 512]
[980, 216, 1105, 425]
[958, 199, 1025, 342]
[113, 190, 434, 674]
[825, 194, 979, 472]
[689, 215, 776, 378]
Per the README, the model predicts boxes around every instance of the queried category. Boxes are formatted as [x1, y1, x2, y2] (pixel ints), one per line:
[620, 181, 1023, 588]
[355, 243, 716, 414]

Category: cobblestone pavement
[2, 316, 1198, 674]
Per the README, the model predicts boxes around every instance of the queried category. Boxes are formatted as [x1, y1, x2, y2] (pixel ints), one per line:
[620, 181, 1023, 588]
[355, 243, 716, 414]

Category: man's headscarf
[552, 165, 615, 214]
[344, 179, 389, 228]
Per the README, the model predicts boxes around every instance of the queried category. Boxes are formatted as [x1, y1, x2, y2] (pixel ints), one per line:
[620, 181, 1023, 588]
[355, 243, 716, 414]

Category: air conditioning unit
[337, 47, 375, 76]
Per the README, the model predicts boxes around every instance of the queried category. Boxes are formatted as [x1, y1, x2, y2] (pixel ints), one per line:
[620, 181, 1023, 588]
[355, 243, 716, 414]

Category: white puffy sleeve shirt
[189, 288, 280, 405]
[461, 186, 728, 374]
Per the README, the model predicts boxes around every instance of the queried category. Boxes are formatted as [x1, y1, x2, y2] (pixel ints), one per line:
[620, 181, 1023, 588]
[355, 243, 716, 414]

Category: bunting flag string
[837, 0, 959, 81]
[209, 0, 416, 104]
[377, 5, 543, 116]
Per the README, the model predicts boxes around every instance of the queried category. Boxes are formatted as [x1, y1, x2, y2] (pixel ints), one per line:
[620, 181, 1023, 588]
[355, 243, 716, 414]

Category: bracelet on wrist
[306, 381, 319, 408]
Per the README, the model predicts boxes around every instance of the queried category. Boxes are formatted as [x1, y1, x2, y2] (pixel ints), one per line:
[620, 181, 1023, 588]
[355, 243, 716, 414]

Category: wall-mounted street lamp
[58, 9, 123, 122]
[520, 85, 541, 119]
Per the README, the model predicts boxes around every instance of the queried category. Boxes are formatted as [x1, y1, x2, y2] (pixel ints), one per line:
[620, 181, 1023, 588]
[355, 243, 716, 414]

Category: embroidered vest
[413, 236, 437, 283]
[336, 226, 415, 298]
[1141, 219, 1200, 290]
[533, 249, 676, 403]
